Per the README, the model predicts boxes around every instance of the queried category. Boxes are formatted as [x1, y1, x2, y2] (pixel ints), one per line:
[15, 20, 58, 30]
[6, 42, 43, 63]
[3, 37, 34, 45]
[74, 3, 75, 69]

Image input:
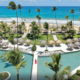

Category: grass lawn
[24, 34, 54, 45]
[56, 34, 80, 43]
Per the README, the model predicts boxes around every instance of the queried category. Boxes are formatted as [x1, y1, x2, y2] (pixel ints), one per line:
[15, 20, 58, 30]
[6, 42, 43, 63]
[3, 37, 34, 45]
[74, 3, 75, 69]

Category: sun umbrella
[18, 38, 24, 44]
[78, 38, 80, 42]
[48, 40, 55, 45]
[14, 38, 18, 44]
[2, 42, 8, 47]
[73, 38, 79, 42]
[67, 43, 74, 48]
[66, 39, 72, 43]
[25, 39, 31, 45]
[56, 40, 62, 45]
[74, 42, 80, 46]
[40, 40, 46, 46]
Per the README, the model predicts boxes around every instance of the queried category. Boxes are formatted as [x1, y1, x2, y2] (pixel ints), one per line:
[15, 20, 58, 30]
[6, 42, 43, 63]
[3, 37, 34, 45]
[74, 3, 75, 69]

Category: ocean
[0, 6, 80, 25]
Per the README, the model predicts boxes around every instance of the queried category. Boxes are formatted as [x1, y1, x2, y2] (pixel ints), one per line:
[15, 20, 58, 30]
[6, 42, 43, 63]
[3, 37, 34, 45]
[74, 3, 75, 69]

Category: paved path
[71, 66, 80, 76]
[31, 52, 38, 80]
[22, 32, 27, 38]
[52, 34, 58, 41]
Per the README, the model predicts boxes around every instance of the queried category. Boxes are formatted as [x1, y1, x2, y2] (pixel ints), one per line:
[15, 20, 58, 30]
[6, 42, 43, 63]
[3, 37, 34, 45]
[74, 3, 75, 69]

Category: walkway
[71, 66, 80, 76]
[31, 52, 38, 80]
[52, 34, 58, 41]
[22, 32, 27, 38]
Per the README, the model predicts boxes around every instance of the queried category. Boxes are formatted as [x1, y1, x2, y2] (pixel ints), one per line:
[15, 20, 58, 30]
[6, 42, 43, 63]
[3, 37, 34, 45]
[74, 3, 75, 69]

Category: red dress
[35, 59, 37, 64]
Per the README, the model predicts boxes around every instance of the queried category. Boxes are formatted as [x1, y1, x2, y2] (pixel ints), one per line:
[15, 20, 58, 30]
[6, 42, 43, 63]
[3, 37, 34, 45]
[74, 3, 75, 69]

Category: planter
[0, 71, 11, 80]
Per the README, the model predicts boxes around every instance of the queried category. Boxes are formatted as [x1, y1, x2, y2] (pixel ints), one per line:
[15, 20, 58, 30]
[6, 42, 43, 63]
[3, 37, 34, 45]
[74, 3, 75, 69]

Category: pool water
[0, 50, 33, 80]
[38, 51, 80, 80]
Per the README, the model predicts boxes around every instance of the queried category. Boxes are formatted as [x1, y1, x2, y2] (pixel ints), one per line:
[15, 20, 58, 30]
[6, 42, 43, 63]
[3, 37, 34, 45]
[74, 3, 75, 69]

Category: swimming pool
[0, 50, 33, 80]
[38, 51, 80, 80]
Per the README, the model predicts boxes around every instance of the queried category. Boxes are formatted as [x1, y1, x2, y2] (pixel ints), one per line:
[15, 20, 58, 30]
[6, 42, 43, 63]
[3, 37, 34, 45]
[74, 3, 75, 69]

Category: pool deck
[1, 39, 80, 80]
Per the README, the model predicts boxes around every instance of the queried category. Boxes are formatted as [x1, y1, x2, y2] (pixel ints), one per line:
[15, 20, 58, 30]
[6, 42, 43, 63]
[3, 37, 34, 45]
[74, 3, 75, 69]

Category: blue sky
[0, 0, 80, 6]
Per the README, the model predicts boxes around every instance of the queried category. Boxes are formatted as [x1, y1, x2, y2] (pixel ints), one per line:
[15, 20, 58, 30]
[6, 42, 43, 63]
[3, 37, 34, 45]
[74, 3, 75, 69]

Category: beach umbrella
[67, 43, 74, 48]
[78, 38, 80, 42]
[48, 40, 55, 45]
[66, 39, 72, 43]
[25, 39, 31, 45]
[0, 36, 2, 40]
[40, 40, 46, 46]
[14, 38, 18, 44]
[0, 40, 2, 43]
[56, 40, 62, 45]
[18, 38, 24, 44]
[73, 38, 79, 42]
[57, 28, 62, 32]
[74, 42, 80, 46]
[2, 42, 8, 47]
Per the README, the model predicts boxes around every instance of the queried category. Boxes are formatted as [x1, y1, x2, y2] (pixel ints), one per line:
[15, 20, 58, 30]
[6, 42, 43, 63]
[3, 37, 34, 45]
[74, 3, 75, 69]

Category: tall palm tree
[7, 26, 10, 35]
[18, 24, 22, 37]
[36, 15, 40, 26]
[45, 53, 70, 80]
[52, 7, 58, 28]
[18, 4, 23, 21]
[36, 8, 40, 15]
[0, 49, 26, 80]
[43, 22, 49, 50]
[7, 1, 18, 49]
[70, 9, 74, 27]
[65, 15, 69, 25]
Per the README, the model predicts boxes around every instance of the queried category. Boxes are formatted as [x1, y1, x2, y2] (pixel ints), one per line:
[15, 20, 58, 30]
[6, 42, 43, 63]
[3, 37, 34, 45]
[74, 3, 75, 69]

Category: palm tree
[18, 24, 22, 37]
[36, 15, 40, 26]
[43, 22, 49, 51]
[0, 23, 7, 39]
[36, 8, 40, 15]
[7, 26, 11, 35]
[29, 21, 37, 28]
[7, 1, 18, 49]
[0, 49, 26, 80]
[70, 9, 74, 27]
[45, 53, 70, 80]
[65, 15, 69, 25]
[52, 7, 58, 28]
[18, 4, 23, 21]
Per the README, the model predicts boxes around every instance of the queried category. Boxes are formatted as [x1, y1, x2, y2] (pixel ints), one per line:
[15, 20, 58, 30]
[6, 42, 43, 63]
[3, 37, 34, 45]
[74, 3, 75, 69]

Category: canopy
[48, 40, 55, 45]
[66, 39, 72, 43]
[67, 43, 74, 48]
[56, 40, 62, 44]
[25, 39, 31, 44]
[73, 38, 79, 42]
[40, 40, 46, 45]
[18, 38, 24, 44]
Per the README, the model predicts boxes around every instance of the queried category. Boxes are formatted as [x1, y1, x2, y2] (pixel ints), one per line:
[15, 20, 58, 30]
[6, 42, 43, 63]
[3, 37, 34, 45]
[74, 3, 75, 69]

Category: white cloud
[58, 0, 61, 1]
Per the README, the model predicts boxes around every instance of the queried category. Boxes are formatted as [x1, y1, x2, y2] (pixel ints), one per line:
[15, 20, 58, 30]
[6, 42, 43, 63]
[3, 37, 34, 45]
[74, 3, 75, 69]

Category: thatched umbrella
[2, 42, 8, 47]
[56, 40, 62, 45]
[67, 43, 74, 49]
[48, 40, 55, 46]
[78, 38, 80, 42]
[74, 42, 80, 47]
[0, 40, 2, 43]
[73, 38, 79, 42]
[14, 38, 18, 44]
[18, 38, 24, 45]
[40, 40, 46, 47]
[25, 39, 31, 46]
[66, 39, 72, 43]
[0, 36, 2, 40]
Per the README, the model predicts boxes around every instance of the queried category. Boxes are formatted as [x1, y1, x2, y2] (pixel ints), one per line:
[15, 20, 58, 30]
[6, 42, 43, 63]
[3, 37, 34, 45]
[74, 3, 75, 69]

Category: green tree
[45, 54, 70, 80]
[7, 26, 11, 35]
[65, 15, 69, 25]
[0, 50, 26, 80]
[70, 9, 74, 27]
[52, 7, 58, 28]
[18, 24, 22, 36]
[36, 8, 40, 15]
[18, 4, 23, 21]
[11, 20, 16, 24]
[7, 1, 18, 49]
[43, 22, 49, 51]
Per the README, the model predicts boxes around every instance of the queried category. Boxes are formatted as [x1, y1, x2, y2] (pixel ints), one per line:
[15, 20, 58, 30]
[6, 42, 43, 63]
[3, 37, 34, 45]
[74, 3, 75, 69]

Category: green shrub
[31, 34, 33, 38]
[31, 44, 37, 51]
[0, 72, 9, 79]
[27, 33, 30, 38]
[76, 70, 80, 75]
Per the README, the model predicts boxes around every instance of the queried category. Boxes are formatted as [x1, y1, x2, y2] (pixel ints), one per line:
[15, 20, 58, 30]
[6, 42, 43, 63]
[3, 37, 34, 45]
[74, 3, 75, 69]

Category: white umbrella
[40, 40, 46, 46]
[74, 42, 80, 46]
[18, 38, 24, 44]
[66, 39, 72, 43]
[73, 38, 79, 42]
[67, 43, 74, 48]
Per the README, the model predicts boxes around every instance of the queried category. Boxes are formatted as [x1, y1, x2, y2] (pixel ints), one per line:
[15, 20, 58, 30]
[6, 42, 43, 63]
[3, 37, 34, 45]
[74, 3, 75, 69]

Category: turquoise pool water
[0, 50, 33, 80]
[38, 51, 80, 80]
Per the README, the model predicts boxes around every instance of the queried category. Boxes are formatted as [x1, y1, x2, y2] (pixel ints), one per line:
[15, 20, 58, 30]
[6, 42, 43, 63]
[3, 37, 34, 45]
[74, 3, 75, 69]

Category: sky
[0, 0, 80, 6]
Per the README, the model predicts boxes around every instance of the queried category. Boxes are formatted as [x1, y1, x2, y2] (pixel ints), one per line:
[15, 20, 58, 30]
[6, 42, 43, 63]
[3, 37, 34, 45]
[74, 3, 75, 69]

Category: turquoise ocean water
[0, 6, 80, 20]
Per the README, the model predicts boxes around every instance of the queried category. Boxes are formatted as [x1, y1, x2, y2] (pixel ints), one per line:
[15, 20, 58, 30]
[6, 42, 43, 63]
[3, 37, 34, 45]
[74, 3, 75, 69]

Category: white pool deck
[1, 36, 80, 80]
[52, 34, 58, 41]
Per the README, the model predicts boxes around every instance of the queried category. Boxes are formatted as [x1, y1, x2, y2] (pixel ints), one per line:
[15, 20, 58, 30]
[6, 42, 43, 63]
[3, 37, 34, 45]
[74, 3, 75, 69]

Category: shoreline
[0, 18, 80, 26]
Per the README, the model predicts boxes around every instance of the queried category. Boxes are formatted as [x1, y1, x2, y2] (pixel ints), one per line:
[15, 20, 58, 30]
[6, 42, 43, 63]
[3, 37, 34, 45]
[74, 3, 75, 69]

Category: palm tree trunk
[20, 9, 22, 21]
[67, 19, 68, 26]
[46, 29, 48, 50]
[73, 13, 74, 28]
[17, 69, 19, 80]
[55, 11, 58, 28]
[16, 10, 18, 49]
[35, 33, 36, 45]
[55, 72, 57, 80]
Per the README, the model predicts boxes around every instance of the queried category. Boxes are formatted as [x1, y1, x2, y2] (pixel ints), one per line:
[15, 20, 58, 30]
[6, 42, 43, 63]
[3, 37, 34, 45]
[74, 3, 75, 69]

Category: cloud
[58, 0, 61, 1]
